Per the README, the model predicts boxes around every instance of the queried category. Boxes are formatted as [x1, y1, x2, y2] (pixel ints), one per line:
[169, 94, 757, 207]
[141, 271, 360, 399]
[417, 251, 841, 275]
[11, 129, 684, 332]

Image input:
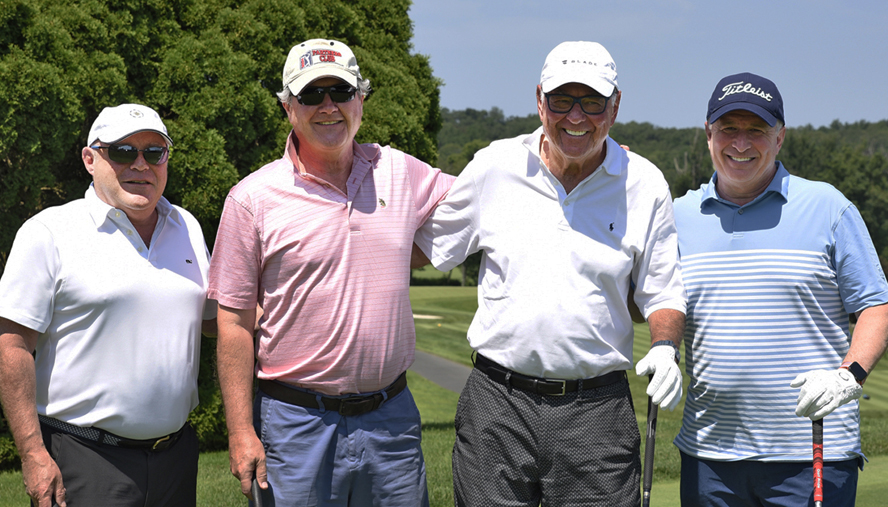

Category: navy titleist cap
[707, 72, 784, 127]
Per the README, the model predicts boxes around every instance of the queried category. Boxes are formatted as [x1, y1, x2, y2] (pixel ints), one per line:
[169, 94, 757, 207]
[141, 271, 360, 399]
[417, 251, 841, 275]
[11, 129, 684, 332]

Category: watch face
[849, 362, 868, 382]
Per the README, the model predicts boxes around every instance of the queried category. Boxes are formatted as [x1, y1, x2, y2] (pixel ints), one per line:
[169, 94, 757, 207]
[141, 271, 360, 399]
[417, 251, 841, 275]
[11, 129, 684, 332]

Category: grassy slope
[2, 286, 886, 506]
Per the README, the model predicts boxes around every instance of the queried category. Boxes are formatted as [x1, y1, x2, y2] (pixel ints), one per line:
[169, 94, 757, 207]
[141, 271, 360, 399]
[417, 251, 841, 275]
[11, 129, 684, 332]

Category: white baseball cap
[87, 103, 172, 146]
[282, 39, 362, 96]
[540, 41, 619, 96]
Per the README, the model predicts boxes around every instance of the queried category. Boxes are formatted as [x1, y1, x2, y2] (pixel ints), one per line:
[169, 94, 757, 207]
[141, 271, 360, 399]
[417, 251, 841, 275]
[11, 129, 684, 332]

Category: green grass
[3, 285, 887, 506]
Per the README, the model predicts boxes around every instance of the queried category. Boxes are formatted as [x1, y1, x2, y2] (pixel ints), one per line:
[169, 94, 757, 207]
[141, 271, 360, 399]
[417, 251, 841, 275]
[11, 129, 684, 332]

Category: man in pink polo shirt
[208, 39, 452, 506]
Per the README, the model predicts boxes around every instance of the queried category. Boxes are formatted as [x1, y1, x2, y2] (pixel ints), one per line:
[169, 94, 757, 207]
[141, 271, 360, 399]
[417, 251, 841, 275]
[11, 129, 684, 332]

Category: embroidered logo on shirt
[185, 259, 193, 264]
[609, 223, 614, 231]
[378, 198, 386, 208]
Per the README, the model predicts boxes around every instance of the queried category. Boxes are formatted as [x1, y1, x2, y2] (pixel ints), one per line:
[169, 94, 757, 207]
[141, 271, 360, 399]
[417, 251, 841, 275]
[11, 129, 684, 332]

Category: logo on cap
[717, 81, 773, 102]
[299, 49, 343, 70]
[129, 109, 145, 118]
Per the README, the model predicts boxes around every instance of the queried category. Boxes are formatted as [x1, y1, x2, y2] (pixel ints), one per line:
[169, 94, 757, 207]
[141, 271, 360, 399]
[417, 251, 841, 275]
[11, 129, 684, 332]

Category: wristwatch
[840, 361, 868, 385]
[651, 340, 680, 364]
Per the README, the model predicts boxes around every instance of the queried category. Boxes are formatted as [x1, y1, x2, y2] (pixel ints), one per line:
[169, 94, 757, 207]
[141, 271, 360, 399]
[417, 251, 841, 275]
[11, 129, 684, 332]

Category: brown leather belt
[474, 354, 625, 396]
[257, 372, 407, 416]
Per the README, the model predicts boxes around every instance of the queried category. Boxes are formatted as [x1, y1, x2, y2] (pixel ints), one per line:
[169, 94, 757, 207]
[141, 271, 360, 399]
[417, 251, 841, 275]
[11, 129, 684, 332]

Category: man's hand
[635, 345, 682, 411]
[791, 368, 862, 420]
[228, 430, 267, 499]
[21, 448, 66, 507]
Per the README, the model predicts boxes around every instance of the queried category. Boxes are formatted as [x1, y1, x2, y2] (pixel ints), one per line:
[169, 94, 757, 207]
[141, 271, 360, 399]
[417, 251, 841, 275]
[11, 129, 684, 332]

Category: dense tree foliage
[0, 0, 440, 275]
[0, 0, 439, 469]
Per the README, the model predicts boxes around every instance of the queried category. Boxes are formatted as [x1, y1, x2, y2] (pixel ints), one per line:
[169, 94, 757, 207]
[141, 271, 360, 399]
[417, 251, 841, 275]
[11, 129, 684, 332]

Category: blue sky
[409, 0, 888, 128]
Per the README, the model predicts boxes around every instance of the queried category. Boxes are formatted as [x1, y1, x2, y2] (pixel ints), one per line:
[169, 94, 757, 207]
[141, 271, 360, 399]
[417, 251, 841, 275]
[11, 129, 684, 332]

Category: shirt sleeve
[0, 219, 59, 333]
[404, 154, 456, 228]
[834, 203, 888, 313]
[207, 192, 263, 310]
[414, 162, 482, 272]
[632, 185, 688, 317]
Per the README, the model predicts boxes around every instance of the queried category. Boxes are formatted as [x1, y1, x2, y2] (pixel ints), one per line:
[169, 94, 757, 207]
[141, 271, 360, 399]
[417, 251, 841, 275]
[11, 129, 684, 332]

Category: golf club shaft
[642, 374, 658, 507]
[813, 418, 824, 507]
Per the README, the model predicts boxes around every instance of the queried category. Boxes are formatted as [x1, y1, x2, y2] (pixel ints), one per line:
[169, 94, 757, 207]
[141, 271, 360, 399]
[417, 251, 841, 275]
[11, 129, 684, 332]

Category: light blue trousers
[252, 385, 429, 507]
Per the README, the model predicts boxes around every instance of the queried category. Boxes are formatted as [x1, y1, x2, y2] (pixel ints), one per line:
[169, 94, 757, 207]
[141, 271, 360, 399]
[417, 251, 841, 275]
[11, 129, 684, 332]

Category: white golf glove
[790, 368, 862, 420]
[635, 345, 683, 411]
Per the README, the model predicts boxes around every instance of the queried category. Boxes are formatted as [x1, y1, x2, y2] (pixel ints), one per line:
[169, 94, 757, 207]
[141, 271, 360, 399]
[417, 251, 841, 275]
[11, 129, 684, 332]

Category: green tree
[0, 0, 441, 469]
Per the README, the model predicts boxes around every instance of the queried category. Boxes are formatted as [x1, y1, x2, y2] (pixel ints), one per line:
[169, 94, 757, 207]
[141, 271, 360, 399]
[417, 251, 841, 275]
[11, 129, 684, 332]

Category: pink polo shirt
[208, 133, 453, 395]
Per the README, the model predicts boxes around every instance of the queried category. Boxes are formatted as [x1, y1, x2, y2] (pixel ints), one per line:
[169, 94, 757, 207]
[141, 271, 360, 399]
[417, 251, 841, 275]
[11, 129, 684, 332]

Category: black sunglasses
[545, 93, 611, 115]
[90, 144, 169, 165]
[296, 85, 358, 106]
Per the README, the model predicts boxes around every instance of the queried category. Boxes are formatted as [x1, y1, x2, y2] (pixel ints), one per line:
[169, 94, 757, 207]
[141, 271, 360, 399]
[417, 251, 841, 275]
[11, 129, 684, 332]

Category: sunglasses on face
[296, 85, 358, 106]
[90, 144, 170, 165]
[545, 93, 611, 115]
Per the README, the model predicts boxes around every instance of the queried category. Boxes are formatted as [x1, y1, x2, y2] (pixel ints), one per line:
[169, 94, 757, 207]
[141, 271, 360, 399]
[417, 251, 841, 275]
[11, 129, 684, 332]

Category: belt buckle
[548, 379, 567, 396]
[338, 397, 375, 416]
[152, 435, 171, 450]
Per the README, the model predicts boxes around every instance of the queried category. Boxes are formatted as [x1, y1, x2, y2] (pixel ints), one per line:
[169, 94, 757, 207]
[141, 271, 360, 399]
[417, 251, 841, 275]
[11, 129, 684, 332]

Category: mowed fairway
[1, 285, 886, 506]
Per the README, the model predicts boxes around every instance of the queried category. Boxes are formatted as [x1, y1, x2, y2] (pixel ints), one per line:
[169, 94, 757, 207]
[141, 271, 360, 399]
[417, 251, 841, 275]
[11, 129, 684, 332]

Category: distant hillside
[438, 109, 888, 270]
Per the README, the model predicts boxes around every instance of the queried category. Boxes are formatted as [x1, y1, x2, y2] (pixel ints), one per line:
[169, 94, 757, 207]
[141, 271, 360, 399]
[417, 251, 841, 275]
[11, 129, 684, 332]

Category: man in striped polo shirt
[208, 39, 452, 505]
[673, 72, 888, 506]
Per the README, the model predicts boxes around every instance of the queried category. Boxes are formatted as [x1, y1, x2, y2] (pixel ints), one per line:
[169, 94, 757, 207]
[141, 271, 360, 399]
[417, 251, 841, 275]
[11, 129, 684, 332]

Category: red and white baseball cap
[540, 41, 619, 97]
[87, 103, 172, 146]
[282, 39, 362, 96]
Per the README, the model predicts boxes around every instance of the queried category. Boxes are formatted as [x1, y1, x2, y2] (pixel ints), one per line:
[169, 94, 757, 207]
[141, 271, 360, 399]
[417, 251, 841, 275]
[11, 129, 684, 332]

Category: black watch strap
[842, 361, 868, 385]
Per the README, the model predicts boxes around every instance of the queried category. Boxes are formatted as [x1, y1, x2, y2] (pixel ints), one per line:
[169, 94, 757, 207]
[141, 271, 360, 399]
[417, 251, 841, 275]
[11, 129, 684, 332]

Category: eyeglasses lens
[107, 146, 168, 165]
[546, 94, 609, 115]
[297, 86, 357, 106]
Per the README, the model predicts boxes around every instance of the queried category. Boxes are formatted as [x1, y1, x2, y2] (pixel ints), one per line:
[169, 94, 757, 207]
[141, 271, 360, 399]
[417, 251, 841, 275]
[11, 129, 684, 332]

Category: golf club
[642, 374, 659, 507]
[252, 476, 264, 507]
[813, 418, 824, 507]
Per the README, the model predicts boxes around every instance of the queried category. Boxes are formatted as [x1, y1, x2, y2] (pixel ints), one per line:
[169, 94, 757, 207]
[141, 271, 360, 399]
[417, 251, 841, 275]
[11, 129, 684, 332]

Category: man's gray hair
[276, 77, 371, 104]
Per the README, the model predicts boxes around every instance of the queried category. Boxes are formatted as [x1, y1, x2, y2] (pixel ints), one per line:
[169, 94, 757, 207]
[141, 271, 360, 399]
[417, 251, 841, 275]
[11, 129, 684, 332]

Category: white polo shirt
[415, 128, 687, 379]
[0, 185, 215, 439]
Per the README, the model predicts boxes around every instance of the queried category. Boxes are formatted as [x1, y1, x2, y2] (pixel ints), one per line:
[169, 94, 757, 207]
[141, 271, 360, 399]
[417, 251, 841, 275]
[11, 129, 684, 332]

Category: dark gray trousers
[453, 368, 641, 507]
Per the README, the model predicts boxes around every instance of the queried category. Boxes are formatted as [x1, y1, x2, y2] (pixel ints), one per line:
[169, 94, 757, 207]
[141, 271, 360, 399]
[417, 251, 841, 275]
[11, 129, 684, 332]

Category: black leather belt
[257, 372, 408, 416]
[474, 354, 625, 396]
[38, 415, 185, 452]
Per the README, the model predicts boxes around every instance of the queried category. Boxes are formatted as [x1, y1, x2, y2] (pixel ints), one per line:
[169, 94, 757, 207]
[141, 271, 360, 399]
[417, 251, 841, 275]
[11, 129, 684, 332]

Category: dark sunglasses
[90, 144, 169, 165]
[296, 85, 357, 106]
[545, 93, 611, 115]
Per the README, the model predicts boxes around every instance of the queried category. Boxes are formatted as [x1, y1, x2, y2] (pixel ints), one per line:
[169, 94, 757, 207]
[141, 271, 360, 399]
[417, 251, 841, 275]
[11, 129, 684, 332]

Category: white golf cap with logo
[282, 39, 362, 96]
[87, 103, 173, 146]
[540, 41, 619, 97]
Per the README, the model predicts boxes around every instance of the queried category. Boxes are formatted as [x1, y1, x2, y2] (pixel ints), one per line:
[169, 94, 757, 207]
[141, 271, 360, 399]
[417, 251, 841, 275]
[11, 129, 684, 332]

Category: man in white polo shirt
[415, 41, 687, 506]
[209, 39, 452, 505]
[0, 103, 216, 507]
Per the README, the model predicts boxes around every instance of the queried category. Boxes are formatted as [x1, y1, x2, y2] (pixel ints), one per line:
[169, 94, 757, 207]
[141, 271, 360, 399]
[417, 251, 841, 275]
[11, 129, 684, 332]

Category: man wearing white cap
[0, 103, 217, 506]
[415, 41, 687, 505]
[209, 39, 451, 505]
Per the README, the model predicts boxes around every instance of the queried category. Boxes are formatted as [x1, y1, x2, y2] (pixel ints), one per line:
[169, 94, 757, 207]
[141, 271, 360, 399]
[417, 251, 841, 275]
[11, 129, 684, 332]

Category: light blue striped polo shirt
[673, 163, 888, 462]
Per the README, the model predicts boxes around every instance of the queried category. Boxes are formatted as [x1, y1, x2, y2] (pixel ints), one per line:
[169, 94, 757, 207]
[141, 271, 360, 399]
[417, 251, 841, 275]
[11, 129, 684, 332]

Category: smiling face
[82, 131, 168, 223]
[282, 77, 363, 160]
[537, 82, 620, 173]
[706, 110, 786, 204]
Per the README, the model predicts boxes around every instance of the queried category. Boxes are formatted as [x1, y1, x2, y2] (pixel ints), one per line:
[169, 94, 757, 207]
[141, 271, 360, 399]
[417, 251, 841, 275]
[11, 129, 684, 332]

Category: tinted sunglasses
[545, 93, 611, 115]
[296, 85, 357, 106]
[90, 144, 169, 165]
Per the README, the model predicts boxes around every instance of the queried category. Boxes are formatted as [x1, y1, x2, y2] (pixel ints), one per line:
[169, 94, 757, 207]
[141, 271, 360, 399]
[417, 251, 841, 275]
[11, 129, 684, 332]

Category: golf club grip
[252, 477, 263, 507]
[813, 418, 824, 507]
[642, 374, 658, 507]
